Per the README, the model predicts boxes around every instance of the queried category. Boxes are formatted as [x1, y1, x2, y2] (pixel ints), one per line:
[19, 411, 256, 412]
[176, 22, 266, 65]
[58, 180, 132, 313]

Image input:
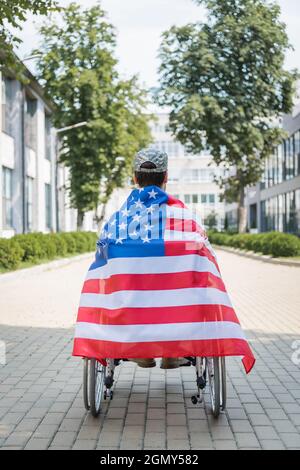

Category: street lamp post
[55, 121, 88, 232]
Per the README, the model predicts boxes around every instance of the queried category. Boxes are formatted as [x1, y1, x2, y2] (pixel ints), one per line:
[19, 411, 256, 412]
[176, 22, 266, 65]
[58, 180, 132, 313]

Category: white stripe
[80, 287, 232, 309]
[164, 230, 205, 242]
[75, 320, 245, 343]
[86, 254, 220, 280]
[166, 206, 203, 227]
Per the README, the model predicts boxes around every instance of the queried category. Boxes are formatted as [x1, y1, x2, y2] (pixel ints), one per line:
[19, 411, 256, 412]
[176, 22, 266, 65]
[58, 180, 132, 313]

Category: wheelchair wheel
[206, 357, 221, 418]
[83, 358, 90, 411]
[89, 358, 106, 417]
[220, 357, 227, 411]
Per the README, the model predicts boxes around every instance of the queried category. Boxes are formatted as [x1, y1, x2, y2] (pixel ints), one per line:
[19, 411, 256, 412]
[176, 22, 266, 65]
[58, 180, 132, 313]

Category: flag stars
[144, 223, 154, 231]
[115, 237, 124, 244]
[142, 235, 150, 243]
[121, 208, 130, 217]
[134, 199, 144, 209]
[146, 205, 156, 214]
[119, 221, 127, 230]
[148, 189, 158, 199]
[132, 214, 142, 222]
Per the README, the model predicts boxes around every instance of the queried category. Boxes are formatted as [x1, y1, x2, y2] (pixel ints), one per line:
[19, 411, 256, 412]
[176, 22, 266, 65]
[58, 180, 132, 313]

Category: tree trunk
[94, 203, 107, 232]
[77, 211, 84, 231]
[238, 188, 247, 233]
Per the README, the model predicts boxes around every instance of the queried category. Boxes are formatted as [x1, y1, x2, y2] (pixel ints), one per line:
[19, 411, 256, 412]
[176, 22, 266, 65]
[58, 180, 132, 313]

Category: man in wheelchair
[128, 148, 192, 369]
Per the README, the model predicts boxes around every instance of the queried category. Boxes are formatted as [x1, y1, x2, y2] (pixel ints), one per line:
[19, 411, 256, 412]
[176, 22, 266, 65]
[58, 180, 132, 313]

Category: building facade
[0, 67, 57, 237]
[243, 108, 300, 235]
[0, 66, 82, 238]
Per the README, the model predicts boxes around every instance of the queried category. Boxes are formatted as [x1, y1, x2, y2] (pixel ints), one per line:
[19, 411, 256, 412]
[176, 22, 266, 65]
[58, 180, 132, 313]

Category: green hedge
[0, 231, 98, 271]
[208, 230, 300, 258]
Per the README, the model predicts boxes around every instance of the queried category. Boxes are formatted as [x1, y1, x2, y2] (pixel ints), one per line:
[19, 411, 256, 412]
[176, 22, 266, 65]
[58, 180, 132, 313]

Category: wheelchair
[83, 355, 226, 418]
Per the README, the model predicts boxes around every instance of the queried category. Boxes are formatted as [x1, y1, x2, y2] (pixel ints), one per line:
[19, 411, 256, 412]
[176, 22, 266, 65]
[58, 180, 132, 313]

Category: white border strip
[75, 320, 245, 342]
[86, 254, 220, 280]
[79, 287, 232, 309]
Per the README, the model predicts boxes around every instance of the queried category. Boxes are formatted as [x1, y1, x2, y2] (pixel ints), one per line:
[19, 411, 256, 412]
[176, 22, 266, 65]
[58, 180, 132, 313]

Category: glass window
[26, 177, 34, 232]
[1, 77, 14, 135]
[295, 131, 300, 176]
[209, 194, 215, 204]
[184, 194, 191, 204]
[2, 167, 13, 227]
[277, 143, 284, 184]
[295, 189, 300, 235]
[25, 97, 37, 149]
[45, 114, 52, 161]
[201, 194, 207, 204]
[192, 194, 198, 203]
[45, 183, 52, 230]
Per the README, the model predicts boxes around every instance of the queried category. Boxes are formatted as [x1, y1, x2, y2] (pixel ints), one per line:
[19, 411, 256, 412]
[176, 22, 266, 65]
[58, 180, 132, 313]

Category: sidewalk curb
[0, 252, 94, 282]
[214, 245, 300, 267]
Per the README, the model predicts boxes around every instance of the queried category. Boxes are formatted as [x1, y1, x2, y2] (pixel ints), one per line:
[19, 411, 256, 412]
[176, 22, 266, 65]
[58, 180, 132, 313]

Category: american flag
[72, 185, 255, 373]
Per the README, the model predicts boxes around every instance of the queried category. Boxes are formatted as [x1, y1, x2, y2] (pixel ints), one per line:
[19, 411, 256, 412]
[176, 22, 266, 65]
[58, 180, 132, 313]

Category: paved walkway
[1, 250, 300, 450]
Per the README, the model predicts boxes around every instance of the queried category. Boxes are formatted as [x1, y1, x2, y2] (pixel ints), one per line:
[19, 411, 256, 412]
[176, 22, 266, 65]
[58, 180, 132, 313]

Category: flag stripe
[76, 304, 240, 326]
[82, 271, 226, 294]
[75, 320, 245, 343]
[79, 287, 232, 310]
[73, 337, 255, 374]
[86, 253, 220, 279]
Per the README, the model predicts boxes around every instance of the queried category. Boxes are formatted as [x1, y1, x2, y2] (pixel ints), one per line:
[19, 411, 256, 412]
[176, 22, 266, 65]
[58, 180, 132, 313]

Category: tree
[34, 2, 152, 229]
[157, 0, 298, 232]
[204, 211, 218, 230]
[0, 1, 58, 77]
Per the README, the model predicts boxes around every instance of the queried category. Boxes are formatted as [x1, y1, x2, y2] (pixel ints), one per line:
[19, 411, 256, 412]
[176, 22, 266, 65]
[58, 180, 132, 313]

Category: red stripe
[76, 304, 239, 326]
[164, 241, 220, 271]
[72, 337, 255, 374]
[166, 218, 201, 233]
[82, 271, 226, 294]
[167, 196, 185, 207]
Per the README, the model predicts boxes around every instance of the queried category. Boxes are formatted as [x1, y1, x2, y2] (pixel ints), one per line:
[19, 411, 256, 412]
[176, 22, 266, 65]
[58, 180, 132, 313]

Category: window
[192, 194, 198, 203]
[25, 96, 37, 149]
[26, 177, 34, 232]
[45, 114, 52, 161]
[295, 131, 300, 176]
[184, 194, 191, 204]
[45, 183, 52, 229]
[201, 194, 207, 204]
[1, 77, 13, 135]
[209, 194, 215, 204]
[2, 167, 13, 227]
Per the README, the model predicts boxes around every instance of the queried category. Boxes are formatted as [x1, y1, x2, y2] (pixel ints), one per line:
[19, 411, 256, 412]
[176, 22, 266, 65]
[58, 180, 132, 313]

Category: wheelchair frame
[83, 356, 226, 418]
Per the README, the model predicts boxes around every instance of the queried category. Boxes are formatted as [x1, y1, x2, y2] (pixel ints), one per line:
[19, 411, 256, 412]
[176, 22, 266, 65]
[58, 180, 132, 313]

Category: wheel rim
[220, 357, 226, 411]
[83, 358, 90, 411]
[89, 359, 106, 416]
[206, 357, 220, 417]
[94, 360, 105, 412]
[207, 358, 216, 412]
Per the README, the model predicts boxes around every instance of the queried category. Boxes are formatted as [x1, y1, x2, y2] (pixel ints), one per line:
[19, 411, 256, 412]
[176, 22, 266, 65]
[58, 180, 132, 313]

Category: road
[0, 250, 300, 450]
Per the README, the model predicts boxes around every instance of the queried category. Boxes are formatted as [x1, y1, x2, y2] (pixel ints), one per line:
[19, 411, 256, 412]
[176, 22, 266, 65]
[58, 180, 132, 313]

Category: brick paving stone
[25, 438, 51, 450]
[1, 251, 300, 450]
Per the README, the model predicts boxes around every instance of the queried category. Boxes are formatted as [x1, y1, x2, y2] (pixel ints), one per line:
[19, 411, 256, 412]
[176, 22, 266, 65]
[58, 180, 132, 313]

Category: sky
[16, 0, 300, 89]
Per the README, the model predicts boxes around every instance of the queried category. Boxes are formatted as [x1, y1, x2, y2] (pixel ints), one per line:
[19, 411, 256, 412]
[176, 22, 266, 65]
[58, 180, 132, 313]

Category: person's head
[133, 148, 168, 189]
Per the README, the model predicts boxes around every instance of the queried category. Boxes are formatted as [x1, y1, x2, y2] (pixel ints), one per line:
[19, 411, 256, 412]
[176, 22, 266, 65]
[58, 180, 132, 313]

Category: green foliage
[0, 231, 97, 272]
[204, 211, 218, 230]
[33, 2, 152, 228]
[208, 230, 300, 257]
[0, 239, 24, 270]
[157, 0, 298, 229]
[0, 1, 59, 78]
[13, 234, 44, 261]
